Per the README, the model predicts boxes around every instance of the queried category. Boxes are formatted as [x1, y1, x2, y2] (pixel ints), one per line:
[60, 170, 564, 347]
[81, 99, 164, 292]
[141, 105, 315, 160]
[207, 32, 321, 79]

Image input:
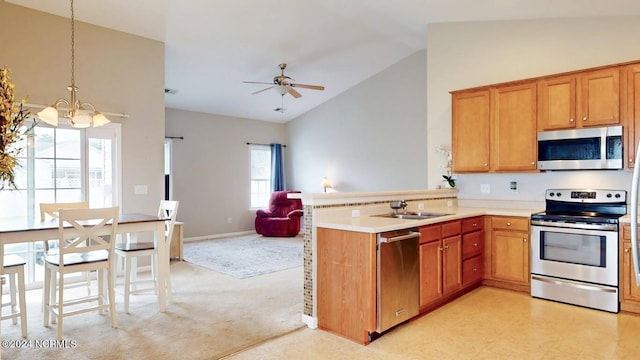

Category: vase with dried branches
[0, 68, 33, 190]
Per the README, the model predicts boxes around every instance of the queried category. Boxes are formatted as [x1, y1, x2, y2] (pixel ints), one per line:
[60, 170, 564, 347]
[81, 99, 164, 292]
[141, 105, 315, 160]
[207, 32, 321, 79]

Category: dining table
[0, 213, 169, 313]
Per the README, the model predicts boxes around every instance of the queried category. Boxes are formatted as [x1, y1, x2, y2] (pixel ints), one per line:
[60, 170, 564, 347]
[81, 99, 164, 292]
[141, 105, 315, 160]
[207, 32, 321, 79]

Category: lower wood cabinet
[461, 216, 484, 286]
[317, 227, 376, 344]
[419, 216, 484, 310]
[419, 221, 461, 309]
[484, 216, 530, 292]
[620, 225, 640, 313]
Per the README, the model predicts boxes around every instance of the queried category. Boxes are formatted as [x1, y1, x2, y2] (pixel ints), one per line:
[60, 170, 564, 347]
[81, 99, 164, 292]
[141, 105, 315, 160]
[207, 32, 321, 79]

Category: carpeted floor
[1, 260, 304, 360]
[183, 235, 303, 278]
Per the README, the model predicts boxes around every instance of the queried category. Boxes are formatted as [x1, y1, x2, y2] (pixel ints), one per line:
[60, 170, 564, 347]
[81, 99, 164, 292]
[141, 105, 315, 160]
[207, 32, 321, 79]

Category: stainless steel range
[530, 189, 627, 313]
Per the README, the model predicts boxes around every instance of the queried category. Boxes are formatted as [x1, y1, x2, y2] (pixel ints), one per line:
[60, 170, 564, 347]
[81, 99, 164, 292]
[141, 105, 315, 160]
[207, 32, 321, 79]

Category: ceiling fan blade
[292, 83, 325, 91]
[288, 88, 302, 98]
[243, 81, 274, 85]
[251, 86, 275, 95]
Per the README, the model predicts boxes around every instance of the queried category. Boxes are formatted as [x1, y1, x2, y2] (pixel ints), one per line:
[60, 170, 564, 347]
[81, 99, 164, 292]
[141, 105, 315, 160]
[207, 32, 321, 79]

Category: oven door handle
[530, 221, 617, 232]
[531, 275, 617, 294]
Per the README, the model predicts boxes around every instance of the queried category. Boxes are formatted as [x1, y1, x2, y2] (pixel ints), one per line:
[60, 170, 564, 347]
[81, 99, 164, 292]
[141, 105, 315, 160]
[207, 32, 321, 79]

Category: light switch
[134, 185, 148, 195]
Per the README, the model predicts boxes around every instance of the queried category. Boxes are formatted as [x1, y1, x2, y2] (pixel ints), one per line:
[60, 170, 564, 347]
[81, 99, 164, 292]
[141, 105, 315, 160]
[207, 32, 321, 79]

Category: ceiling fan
[243, 63, 325, 99]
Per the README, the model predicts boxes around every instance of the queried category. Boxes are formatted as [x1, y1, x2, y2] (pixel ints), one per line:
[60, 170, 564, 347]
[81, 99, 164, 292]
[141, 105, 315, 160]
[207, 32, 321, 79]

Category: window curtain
[270, 143, 285, 191]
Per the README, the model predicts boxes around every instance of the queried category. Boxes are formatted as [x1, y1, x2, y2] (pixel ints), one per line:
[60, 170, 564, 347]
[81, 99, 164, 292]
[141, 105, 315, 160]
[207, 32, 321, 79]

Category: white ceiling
[8, 0, 640, 123]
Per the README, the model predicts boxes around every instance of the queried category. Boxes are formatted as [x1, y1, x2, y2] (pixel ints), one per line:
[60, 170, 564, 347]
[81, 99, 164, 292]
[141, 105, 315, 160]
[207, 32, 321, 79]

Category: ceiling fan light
[277, 85, 290, 96]
[37, 106, 60, 126]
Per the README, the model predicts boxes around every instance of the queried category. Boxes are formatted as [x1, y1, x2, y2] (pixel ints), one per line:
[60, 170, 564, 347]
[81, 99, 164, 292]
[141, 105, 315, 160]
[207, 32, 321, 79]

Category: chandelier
[37, 0, 109, 128]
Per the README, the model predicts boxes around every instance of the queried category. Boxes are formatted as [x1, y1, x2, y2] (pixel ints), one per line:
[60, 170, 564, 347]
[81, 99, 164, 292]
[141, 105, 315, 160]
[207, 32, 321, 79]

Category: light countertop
[317, 206, 541, 233]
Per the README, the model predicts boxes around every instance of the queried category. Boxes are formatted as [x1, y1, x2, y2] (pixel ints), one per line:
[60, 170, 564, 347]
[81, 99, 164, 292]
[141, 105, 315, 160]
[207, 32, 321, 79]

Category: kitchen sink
[373, 212, 453, 220]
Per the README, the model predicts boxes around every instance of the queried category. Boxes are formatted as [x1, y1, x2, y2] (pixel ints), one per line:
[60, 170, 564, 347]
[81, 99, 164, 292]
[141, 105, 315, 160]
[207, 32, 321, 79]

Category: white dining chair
[115, 200, 179, 313]
[1, 252, 27, 338]
[39, 202, 92, 309]
[43, 206, 119, 341]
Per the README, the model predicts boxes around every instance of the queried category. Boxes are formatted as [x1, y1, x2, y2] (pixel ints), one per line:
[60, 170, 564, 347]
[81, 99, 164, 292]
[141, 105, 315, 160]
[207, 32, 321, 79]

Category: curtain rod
[166, 136, 184, 140]
[246, 142, 286, 147]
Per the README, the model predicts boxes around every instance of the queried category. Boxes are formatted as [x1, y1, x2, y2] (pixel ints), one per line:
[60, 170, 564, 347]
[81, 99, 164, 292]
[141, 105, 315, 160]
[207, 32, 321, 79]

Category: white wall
[286, 50, 428, 193]
[1, 2, 165, 215]
[165, 108, 286, 237]
[427, 16, 640, 200]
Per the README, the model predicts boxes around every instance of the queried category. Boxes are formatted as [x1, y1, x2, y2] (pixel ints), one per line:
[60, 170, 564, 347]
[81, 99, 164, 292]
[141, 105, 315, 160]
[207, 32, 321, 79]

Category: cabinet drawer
[463, 256, 483, 286]
[492, 216, 529, 231]
[462, 231, 483, 259]
[419, 224, 441, 244]
[462, 216, 483, 233]
[442, 220, 461, 238]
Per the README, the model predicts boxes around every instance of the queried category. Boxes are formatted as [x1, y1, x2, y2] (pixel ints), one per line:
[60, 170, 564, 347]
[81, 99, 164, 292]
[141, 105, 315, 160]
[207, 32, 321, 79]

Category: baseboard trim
[301, 314, 317, 329]
[184, 230, 256, 243]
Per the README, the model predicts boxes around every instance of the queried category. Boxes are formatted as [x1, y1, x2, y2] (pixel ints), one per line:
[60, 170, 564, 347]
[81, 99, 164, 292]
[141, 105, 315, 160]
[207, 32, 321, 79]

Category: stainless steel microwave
[537, 125, 623, 170]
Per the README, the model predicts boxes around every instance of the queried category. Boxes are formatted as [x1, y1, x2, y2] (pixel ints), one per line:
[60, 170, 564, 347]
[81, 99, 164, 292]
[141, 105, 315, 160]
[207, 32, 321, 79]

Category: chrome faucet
[390, 200, 408, 214]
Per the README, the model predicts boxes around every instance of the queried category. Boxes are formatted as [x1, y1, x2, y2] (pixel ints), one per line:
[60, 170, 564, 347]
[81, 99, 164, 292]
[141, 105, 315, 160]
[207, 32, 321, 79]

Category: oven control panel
[545, 189, 626, 203]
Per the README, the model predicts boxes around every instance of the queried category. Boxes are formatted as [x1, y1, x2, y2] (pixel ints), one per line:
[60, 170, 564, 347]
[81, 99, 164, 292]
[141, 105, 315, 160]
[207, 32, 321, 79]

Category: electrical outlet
[417, 203, 425, 211]
[351, 209, 360, 218]
[134, 185, 148, 195]
[227, 217, 232, 224]
[480, 184, 490, 193]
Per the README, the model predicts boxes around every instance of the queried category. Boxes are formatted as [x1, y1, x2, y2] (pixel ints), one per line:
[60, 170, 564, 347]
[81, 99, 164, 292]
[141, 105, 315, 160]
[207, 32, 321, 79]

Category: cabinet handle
[484, 163, 488, 167]
[473, 242, 478, 247]
[506, 222, 511, 226]
[625, 248, 630, 253]
[531, 161, 535, 165]
[583, 116, 588, 121]
[523, 238, 528, 243]
[444, 245, 449, 250]
[472, 267, 478, 272]
[439, 247, 444, 251]
[472, 223, 477, 227]
[569, 118, 574, 123]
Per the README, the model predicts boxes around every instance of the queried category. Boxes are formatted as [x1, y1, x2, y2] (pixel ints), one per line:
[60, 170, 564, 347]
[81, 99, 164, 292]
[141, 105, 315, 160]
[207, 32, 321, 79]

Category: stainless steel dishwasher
[376, 228, 420, 333]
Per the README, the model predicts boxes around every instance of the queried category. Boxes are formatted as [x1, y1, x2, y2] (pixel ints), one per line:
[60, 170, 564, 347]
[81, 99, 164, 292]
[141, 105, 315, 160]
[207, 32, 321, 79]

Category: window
[0, 121, 120, 287]
[249, 145, 271, 209]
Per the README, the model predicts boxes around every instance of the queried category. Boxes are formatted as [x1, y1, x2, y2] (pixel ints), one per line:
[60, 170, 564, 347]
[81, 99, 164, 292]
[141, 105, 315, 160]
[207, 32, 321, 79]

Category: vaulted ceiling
[8, 0, 640, 122]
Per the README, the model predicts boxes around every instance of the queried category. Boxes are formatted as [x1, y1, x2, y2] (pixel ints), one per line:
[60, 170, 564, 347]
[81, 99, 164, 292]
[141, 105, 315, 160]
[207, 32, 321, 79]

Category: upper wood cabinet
[625, 64, 640, 168]
[451, 83, 537, 173]
[537, 75, 576, 130]
[452, 89, 491, 172]
[577, 68, 620, 127]
[537, 68, 620, 131]
[492, 83, 537, 171]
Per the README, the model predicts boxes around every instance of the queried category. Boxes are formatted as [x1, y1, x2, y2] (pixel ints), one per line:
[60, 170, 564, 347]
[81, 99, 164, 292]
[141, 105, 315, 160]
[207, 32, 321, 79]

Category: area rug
[183, 234, 303, 278]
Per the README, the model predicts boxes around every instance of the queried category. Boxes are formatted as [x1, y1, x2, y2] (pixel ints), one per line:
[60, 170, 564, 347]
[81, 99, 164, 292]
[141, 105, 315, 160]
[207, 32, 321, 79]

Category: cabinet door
[492, 83, 538, 171]
[492, 230, 529, 284]
[577, 68, 620, 127]
[442, 235, 462, 295]
[626, 65, 640, 168]
[452, 90, 491, 172]
[419, 240, 443, 307]
[537, 76, 576, 130]
[622, 242, 640, 303]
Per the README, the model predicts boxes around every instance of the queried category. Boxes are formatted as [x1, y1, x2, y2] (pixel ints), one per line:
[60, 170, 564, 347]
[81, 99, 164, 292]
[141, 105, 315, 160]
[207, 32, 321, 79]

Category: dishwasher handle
[378, 231, 420, 243]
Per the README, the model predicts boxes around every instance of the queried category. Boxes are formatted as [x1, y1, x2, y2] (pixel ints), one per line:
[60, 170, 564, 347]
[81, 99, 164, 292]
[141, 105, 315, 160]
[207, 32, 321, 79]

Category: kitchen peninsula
[291, 189, 542, 344]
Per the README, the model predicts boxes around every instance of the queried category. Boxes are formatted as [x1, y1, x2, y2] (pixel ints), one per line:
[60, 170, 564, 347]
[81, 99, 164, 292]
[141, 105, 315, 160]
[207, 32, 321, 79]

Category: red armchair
[255, 190, 303, 237]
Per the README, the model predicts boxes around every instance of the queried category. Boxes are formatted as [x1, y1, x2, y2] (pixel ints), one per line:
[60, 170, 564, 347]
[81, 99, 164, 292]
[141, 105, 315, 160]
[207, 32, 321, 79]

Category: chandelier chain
[70, 0, 75, 87]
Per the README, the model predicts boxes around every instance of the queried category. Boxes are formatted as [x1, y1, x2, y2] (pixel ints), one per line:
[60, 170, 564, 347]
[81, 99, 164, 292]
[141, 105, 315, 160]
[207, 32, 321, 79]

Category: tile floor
[227, 287, 640, 359]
